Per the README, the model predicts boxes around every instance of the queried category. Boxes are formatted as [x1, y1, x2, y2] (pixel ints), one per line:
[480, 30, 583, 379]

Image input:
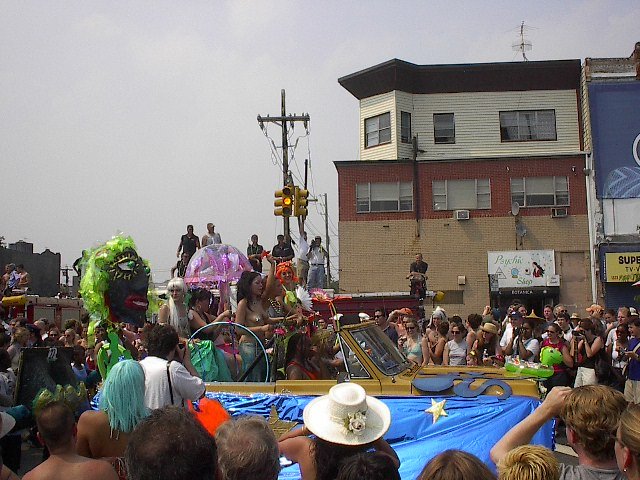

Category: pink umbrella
[184, 244, 253, 311]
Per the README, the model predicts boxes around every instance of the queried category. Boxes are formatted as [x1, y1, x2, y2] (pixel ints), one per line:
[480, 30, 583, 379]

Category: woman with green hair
[76, 360, 149, 461]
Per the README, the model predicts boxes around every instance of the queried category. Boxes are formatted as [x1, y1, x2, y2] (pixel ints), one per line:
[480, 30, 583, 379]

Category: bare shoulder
[87, 458, 119, 479]
[279, 436, 312, 462]
[78, 409, 103, 425]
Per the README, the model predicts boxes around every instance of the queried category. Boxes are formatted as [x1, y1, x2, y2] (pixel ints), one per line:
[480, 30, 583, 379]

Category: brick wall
[336, 155, 587, 222]
[338, 215, 590, 315]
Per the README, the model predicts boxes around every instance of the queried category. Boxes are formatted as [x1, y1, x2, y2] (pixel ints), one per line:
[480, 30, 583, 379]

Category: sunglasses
[451, 330, 461, 334]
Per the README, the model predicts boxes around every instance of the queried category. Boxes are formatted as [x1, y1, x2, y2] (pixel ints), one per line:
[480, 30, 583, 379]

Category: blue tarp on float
[205, 391, 554, 480]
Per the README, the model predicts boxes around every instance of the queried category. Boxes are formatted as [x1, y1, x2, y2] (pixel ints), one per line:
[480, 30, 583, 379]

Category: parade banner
[604, 252, 640, 283]
[487, 250, 555, 288]
[207, 391, 553, 479]
[589, 82, 640, 199]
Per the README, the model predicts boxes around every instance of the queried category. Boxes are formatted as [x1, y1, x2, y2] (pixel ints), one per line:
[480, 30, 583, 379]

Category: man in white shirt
[500, 311, 523, 349]
[296, 220, 310, 287]
[607, 307, 631, 349]
[307, 236, 327, 290]
[140, 324, 205, 409]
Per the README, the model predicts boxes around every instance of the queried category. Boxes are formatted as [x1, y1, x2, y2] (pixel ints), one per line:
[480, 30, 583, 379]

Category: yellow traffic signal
[295, 187, 309, 217]
[274, 186, 294, 217]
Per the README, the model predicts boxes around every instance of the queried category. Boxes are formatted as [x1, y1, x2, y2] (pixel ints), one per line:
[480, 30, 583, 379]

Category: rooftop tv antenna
[512, 21, 533, 61]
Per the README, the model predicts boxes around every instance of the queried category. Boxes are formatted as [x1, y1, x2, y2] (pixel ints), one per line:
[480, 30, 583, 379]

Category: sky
[1, 0, 638, 284]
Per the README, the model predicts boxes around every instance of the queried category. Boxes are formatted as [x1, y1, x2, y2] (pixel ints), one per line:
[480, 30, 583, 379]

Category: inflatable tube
[1, 295, 27, 307]
[505, 360, 554, 378]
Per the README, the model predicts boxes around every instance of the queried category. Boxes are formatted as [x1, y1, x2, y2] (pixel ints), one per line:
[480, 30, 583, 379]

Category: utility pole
[323, 193, 332, 287]
[257, 90, 310, 239]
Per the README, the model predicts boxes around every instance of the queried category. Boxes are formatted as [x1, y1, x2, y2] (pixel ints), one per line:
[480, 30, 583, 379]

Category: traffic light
[294, 187, 309, 217]
[274, 186, 294, 217]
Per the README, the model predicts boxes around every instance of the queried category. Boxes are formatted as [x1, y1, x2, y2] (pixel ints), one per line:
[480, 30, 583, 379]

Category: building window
[499, 110, 557, 142]
[510, 176, 569, 207]
[365, 112, 391, 148]
[400, 111, 412, 143]
[432, 179, 491, 211]
[356, 182, 413, 213]
[434, 113, 455, 144]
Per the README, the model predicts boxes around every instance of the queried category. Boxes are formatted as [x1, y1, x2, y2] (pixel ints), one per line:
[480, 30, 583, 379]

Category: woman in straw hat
[469, 322, 504, 367]
[278, 383, 399, 480]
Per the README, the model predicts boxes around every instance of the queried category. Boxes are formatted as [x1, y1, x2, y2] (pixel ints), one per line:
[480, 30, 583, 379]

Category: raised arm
[490, 387, 570, 465]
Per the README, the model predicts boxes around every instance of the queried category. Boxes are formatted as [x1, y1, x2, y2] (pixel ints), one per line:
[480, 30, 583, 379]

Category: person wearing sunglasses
[444, 325, 468, 366]
[541, 323, 573, 390]
[374, 309, 398, 345]
[399, 317, 426, 365]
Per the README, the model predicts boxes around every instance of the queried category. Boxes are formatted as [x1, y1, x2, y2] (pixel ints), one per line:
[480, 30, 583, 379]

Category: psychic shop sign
[487, 250, 556, 289]
[604, 252, 640, 283]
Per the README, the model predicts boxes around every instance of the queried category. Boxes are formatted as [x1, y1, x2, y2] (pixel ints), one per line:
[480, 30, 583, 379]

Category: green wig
[99, 359, 150, 433]
[79, 235, 157, 325]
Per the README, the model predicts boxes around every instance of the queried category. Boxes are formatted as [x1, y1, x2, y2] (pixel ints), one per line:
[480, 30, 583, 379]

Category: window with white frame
[434, 113, 455, 144]
[356, 182, 413, 213]
[365, 112, 391, 148]
[432, 179, 491, 211]
[400, 111, 412, 143]
[510, 176, 569, 207]
[499, 110, 557, 142]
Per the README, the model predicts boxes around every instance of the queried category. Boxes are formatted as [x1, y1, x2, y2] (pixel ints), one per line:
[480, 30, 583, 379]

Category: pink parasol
[184, 244, 253, 312]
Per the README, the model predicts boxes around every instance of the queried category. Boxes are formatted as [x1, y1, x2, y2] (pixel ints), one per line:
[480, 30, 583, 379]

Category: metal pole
[281, 89, 290, 240]
[324, 193, 332, 287]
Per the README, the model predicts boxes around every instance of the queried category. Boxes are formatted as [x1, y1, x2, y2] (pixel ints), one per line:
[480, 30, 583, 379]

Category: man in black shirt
[407, 253, 428, 299]
[171, 252, 190, 278]
[247, 234, 264, 273]
[176, 225, 200, 260]
[271, 235, 294, 264]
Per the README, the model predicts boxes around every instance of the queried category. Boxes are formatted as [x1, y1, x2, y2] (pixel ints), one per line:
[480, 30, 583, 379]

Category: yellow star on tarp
[426, 398, 448, 424]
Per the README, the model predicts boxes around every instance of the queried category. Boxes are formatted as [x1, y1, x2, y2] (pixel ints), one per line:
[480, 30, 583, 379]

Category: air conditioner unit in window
[551, 207, 568, 218]
[454, 210, 470, 221]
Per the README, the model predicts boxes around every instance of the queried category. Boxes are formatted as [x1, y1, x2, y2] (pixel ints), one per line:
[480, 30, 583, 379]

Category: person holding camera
[570, 318, 604, 387]
[307, 236, 327, 290]
[504, 318, 540, 362]
[139, 324, 205, 409]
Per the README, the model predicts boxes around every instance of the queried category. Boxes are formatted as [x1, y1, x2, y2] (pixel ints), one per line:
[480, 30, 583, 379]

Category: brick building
[335, 59, 592, 315]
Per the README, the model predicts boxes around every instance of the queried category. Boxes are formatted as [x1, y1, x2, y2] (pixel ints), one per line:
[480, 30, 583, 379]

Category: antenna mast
[512, 21, 533, 61]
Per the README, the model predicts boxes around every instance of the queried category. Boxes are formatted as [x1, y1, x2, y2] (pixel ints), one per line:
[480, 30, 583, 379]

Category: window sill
[364, 141, 392, 150]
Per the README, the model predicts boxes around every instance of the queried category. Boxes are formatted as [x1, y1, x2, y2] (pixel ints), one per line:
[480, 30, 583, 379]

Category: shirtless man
[201, 223, 222, 246]
[24, 401, 118, 480]
[13, 264, 31, 292]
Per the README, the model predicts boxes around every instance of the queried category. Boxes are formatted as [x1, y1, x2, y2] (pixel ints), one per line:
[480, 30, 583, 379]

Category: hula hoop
[189, 321, 270, 383]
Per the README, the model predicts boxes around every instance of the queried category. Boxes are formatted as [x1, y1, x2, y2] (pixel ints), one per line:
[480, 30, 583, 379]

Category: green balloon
[540, 346, 563, 366]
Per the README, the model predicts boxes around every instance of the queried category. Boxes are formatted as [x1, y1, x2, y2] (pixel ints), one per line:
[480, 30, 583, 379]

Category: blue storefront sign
[589, 82, 640, 199]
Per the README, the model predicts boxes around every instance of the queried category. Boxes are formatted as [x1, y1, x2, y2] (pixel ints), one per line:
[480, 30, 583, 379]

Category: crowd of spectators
[1, 230, 639, 478]
[370, 301, 640, 406]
